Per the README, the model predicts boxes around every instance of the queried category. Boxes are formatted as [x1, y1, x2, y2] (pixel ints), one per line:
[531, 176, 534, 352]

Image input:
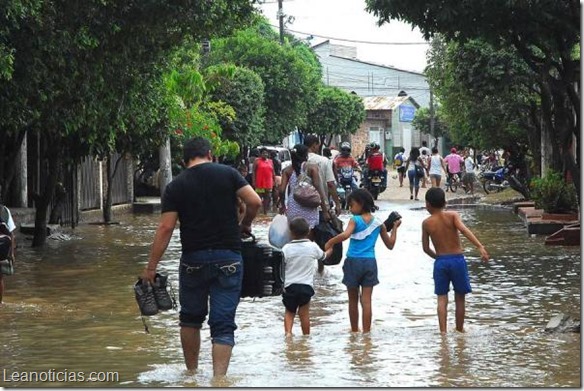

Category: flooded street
[0, 200, 580, 387]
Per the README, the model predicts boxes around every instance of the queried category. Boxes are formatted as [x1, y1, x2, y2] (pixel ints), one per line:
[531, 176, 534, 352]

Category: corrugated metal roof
[362, 95, 413, 110]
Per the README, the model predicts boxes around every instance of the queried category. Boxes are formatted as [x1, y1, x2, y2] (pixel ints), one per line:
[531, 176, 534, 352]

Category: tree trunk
[103, 154, 113, 223]
[15, 133, 28, 207]
[32, 152, 60, 247]
[159, 137, 172, 197]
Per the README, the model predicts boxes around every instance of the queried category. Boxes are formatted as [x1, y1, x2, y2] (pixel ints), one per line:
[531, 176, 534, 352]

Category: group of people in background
[394, 142, 481, 199]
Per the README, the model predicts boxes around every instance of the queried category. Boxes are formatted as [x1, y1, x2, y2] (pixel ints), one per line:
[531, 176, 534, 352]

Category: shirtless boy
[422, 187, 489, 333]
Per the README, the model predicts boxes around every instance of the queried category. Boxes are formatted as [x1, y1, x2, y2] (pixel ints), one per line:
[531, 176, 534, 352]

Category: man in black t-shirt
[141, 137, 261, 377]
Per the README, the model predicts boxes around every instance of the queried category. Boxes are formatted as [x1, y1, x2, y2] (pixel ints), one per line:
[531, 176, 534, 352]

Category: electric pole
[429, 87, 436, 147]
[278, 0, 284, 44]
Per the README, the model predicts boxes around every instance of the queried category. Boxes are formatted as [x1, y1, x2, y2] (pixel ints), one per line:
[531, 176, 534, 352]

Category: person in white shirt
[304, 135, 341, 217]
[462, 150, 477, 194]
[281, 217, 331, 337]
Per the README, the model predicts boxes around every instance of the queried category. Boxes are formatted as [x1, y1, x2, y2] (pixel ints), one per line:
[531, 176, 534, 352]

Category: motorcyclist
[366, 142, 388, 190]
[333, 142, 360, 191]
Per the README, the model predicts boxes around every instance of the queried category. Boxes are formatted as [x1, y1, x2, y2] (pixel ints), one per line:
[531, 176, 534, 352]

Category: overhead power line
[269, 24, 430, 45]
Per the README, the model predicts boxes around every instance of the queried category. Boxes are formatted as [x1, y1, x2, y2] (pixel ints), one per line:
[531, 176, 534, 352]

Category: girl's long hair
[347, 188, 377, 213]
[290, 144, 308, 175]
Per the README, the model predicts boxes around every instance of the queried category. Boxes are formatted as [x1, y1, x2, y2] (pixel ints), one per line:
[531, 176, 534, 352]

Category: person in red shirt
[253, 147, 276, 214]
[333, 142, 360, 190]
[366, 142, 388, 190]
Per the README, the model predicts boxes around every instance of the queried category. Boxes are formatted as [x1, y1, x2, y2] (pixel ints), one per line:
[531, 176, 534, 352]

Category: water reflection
[0, 202, 580, 387]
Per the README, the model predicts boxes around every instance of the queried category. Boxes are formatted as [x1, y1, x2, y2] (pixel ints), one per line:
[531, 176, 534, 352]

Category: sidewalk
[376, 167, 479, 203]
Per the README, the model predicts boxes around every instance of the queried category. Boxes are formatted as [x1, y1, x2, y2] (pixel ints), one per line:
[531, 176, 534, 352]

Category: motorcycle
[365, 169, 385, 200]
[338, 167, 357, 209]
[481, 162, 530, 199]
[481, 165, 509, 193]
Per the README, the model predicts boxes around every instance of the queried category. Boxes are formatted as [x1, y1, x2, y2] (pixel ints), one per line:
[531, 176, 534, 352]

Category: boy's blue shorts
[342, 257, 379, 288]
[433, 254, 472, 295]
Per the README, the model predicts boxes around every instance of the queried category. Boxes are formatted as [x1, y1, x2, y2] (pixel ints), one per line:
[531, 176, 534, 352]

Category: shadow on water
[0, 204, 580, 387]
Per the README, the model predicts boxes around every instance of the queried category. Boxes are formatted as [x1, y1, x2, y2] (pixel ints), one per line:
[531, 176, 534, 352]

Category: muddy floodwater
[0, 200, 580, 387]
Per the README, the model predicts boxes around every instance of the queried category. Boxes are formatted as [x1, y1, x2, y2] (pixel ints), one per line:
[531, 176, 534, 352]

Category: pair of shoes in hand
[134, 273, 174, 316]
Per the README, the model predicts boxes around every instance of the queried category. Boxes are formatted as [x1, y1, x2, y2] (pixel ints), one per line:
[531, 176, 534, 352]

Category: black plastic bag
[313, 221, 343, 266]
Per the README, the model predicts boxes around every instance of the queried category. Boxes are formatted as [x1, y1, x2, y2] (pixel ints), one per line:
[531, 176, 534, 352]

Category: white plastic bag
[268, 214, 292, 249]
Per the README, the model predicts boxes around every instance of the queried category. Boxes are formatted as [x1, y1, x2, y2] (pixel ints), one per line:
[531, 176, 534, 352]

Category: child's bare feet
[285, 332, 293, 338]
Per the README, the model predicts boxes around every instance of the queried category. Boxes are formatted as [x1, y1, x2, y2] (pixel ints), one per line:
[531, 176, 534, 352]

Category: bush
[530, 170, 578, 213]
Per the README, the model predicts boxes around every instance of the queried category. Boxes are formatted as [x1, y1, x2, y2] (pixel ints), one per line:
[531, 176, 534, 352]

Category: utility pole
[429, 87, 436, 148]
[278, 0, 284, 44]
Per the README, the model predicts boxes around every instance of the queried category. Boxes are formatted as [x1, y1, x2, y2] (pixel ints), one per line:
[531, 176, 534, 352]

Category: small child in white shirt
[281, 217, 332, 337]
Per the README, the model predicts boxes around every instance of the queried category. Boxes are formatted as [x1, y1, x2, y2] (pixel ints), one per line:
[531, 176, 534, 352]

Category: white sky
[257, 0, 430, 73]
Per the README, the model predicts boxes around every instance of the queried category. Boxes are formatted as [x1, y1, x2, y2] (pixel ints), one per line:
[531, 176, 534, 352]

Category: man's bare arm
[237, 185, 262, 233]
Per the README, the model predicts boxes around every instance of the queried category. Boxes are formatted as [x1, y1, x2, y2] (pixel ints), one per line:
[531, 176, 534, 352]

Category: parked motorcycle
[481, 162, 530, 199]
[481, 165, 508, 193]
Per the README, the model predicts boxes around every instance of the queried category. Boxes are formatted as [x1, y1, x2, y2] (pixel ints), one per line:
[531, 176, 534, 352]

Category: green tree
[306, 86, 365, 144]
[424, 37, 538, 152]
[0, 0, 256, 246]
[366, 0, 580, 198]
[411, 106, 448, 142]
[206, 65, 266, 148]
[205, 20, 322, 143]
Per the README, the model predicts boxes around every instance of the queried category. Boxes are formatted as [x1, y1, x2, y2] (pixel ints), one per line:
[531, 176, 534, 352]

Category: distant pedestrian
[405, 147, 425, 200]
[393, 148, 406, 187]
[422, 187, 489, 333]
[444, 148, 464, 192]
[428, 147, 448, 188]
[253, 147, 276, 214]
[281, 217, 332, 337]
[462, 150, 477, 194]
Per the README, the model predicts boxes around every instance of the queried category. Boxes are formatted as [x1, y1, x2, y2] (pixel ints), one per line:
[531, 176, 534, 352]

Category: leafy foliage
[205, 20, 322, 143]
[531, 170, 578, 213]
[411, 106, 448, 140]
[365, 0, 580, 199]
[425, 37, 536, 150]
[306, 86, 365, 137]
[206, 65, 266, 147]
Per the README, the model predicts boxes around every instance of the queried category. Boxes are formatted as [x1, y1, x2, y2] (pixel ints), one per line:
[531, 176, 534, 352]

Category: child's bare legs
[454, 293, 466, 332]
[437, 294, 448, 333]
[360, 286, 373, 333]
[284, 309, 295, 337]
[347, 287, 360, 332]
[298, 303, 310, 335]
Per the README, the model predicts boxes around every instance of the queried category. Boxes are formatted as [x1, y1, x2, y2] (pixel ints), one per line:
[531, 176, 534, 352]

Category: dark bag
[415, 164, 425, 178]
[292, 170, 321, 208]
[313, 221, 343, 266]
[241, 235, 284, 298]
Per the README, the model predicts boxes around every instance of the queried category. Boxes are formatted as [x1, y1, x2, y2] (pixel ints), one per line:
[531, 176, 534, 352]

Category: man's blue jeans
[178, 249, 243, 347]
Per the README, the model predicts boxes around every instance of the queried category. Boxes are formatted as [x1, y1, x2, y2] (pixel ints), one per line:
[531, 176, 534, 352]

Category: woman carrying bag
[279, 144, 330, 237]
